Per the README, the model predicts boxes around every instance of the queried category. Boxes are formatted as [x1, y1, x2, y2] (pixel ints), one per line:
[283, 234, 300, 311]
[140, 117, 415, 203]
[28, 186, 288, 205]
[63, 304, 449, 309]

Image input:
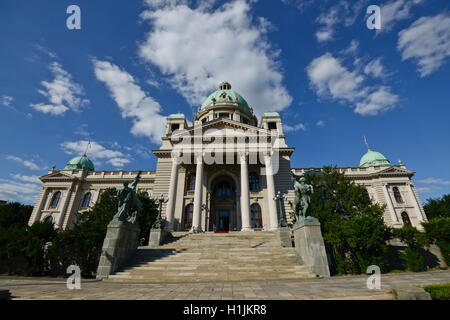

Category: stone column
[264, 153, 279, 231]
[240, 152, 252, 231]
[383, 183, 399, 224]
[30, 187, 49, 225]
[165, 152, 180, 230]
[192, 153, 203, 232]
[408, 183, 427, 227]
[56, 183, 74, 229]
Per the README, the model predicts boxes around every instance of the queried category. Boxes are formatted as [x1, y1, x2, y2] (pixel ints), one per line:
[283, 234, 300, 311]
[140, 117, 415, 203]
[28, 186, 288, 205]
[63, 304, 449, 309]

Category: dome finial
[219, 81, 231, 90]
[83, 139, 91, 156]
[364, 135, 371, 151]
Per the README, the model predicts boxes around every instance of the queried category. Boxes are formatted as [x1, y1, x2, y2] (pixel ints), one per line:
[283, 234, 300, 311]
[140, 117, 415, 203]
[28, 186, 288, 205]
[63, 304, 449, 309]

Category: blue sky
[1, 0, 449, 204]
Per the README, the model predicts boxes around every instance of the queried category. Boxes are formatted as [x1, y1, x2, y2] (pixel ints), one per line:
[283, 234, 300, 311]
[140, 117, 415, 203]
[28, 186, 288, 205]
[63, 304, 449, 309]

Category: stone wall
[96, 220, 140, 280]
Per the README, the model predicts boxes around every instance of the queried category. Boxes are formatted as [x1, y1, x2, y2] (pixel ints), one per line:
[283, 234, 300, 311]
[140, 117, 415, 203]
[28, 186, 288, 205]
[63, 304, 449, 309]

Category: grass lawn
[423, 283, 450, 300]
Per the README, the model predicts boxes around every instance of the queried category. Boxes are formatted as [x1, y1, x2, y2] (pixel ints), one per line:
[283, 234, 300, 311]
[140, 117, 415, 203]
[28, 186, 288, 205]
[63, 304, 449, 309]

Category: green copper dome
[63, 154, 95, 171]
[360, 149, 391, 167]
[200, 82, 250, 111]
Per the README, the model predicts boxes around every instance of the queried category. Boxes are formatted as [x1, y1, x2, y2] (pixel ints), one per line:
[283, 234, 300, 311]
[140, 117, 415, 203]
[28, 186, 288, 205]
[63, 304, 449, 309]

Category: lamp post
[153, 193, 168, 229]
[274, 191, 287, 227]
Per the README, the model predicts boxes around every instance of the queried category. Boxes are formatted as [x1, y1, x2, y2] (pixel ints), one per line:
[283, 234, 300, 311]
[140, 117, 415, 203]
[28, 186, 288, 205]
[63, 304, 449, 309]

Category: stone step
[107, 231, 313, 282]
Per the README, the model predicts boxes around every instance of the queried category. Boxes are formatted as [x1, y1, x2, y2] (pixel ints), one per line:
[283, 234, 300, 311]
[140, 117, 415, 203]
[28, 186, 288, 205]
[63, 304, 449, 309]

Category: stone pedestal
[293, 220, 330, 277]
[276, 227, 292, 247]
[148, 228, 172, 248]
[96, 220, 140, 280]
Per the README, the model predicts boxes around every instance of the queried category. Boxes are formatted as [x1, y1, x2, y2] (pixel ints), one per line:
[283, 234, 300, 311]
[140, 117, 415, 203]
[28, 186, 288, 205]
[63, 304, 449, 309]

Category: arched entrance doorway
[209, 175, 237, 232]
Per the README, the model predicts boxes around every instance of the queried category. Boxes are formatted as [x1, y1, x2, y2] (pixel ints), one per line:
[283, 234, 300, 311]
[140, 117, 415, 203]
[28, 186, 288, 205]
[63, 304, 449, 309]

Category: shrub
[422, 217, 450, 266]
[424, 283, 450, 300]
[305, 167, 391, 275]
[393, 225, 427, 272]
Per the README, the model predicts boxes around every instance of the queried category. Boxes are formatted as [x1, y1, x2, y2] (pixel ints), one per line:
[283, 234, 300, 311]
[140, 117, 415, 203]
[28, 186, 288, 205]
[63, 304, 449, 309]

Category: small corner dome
[200, 82, 250, 111]
[360, 149, 391, 167]
[63, 154, 95, 171]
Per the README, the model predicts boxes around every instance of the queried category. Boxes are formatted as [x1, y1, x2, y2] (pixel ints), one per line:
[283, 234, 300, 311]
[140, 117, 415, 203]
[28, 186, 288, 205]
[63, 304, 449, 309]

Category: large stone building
[28, 82, 428, 232]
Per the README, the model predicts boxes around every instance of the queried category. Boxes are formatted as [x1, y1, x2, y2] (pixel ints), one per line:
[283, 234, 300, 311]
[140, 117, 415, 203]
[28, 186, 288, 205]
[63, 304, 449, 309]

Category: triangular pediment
[41, 171, 78, 180]
[172, 119, 270, 139]
[375, 166, 414, 176]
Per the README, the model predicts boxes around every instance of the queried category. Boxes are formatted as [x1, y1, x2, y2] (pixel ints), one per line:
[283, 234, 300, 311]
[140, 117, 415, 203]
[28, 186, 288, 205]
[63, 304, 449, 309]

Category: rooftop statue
[289, 171, 316, 225]
[112, 171, 142, 224]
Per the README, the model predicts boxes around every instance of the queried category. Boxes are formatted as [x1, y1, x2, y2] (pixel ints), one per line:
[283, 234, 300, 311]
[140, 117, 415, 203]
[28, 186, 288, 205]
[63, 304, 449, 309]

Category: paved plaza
[1, 270, 449, 300]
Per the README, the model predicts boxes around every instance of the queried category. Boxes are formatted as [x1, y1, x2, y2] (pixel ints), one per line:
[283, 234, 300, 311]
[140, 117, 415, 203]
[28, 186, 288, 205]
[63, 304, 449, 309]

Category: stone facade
[29, 82, 428, 232]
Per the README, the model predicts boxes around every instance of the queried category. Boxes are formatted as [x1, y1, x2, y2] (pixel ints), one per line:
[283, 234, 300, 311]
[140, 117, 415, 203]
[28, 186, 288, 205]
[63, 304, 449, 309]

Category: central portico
[152, 82, 295, 232]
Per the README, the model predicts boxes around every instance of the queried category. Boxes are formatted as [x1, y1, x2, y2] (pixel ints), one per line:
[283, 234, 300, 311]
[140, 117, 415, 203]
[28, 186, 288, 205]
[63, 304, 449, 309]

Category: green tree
[423, 194, 450, 219]
[393, 225, 427, 272]
[422, 217, 450, 266]
[47, 188, 158, 278]
[0, 202, 33, 228]
[304, 167, 391, 275]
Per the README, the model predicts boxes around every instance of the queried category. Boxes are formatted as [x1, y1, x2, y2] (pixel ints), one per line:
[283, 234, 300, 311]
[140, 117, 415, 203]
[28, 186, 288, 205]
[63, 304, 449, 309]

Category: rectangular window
[268, 122, 277, 130]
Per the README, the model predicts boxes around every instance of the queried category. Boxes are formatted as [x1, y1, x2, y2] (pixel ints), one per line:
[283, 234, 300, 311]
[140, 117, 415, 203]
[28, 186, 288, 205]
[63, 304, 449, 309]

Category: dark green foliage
[422, 217, 450, 266]
[136, 192, 159, 245]
[0, 202, 33, 228]
[393, 225, 427, 272]
[0, 220, 56, 275]
[424, 283, 450, 300]
[304, 167, 391, 275]
[47, 188, 158, 278]
[1, 189, 158, 278]
[423, 194, 450, 219]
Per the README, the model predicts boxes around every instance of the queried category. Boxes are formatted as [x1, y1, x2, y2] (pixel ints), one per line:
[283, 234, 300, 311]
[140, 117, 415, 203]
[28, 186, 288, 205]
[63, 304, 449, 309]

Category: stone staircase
[106, 231, 315, 282]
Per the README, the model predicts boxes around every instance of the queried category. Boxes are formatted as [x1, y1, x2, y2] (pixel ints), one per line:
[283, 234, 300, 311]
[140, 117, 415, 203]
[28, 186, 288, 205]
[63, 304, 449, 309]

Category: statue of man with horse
[112, 171, 142, 224]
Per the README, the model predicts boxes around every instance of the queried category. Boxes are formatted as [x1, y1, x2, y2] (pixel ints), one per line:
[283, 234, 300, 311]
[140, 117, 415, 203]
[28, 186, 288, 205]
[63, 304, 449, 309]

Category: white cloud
[0, 179, 41, 203]
[313, 1, 370, 42]
[355, 86, 399, 115]
[418, 178, 450, 185]
[380, 0, 424, 32]
[306, 53, 399, 115]
[6, 155, 40, 170]
[31, 62, 89, 115]
[10, 174, 41, 184]
[284, 123, 307, 132]
[315, 6, 339, 42]
[1, 95, 14, 107]
[60, 140, 131, 168]
[364, 58, 386, 78]
[74, 124, 91, 137]
[340, 40, 359, 56]
[138, 0, 292, 116]
[316, 120, 325, 127]
[93, 59, 166, 144]
[398, 13, 450, 77]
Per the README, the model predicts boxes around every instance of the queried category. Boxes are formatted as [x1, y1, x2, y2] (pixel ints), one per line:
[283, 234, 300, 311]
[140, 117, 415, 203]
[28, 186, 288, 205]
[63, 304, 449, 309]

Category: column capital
[239, 151, 248, 162]
[171, 150, 182, 164]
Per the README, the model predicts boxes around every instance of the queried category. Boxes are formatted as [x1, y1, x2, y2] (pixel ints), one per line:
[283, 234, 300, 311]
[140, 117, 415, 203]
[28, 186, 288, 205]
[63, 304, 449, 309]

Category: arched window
[401, 212, 411, 225]
[184, 204, 193, 230]
[250, 203, 262, 229]
[249, 173, 260, 191]
[393, 187, 403, 203]
[81, 192, 91, 208]
[187, 174, 196, 191]
[143, 192, 149, 198]
[44, 215, 53, 223]
[216, 182, 233, 198]
[50, 191, 61, 208]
